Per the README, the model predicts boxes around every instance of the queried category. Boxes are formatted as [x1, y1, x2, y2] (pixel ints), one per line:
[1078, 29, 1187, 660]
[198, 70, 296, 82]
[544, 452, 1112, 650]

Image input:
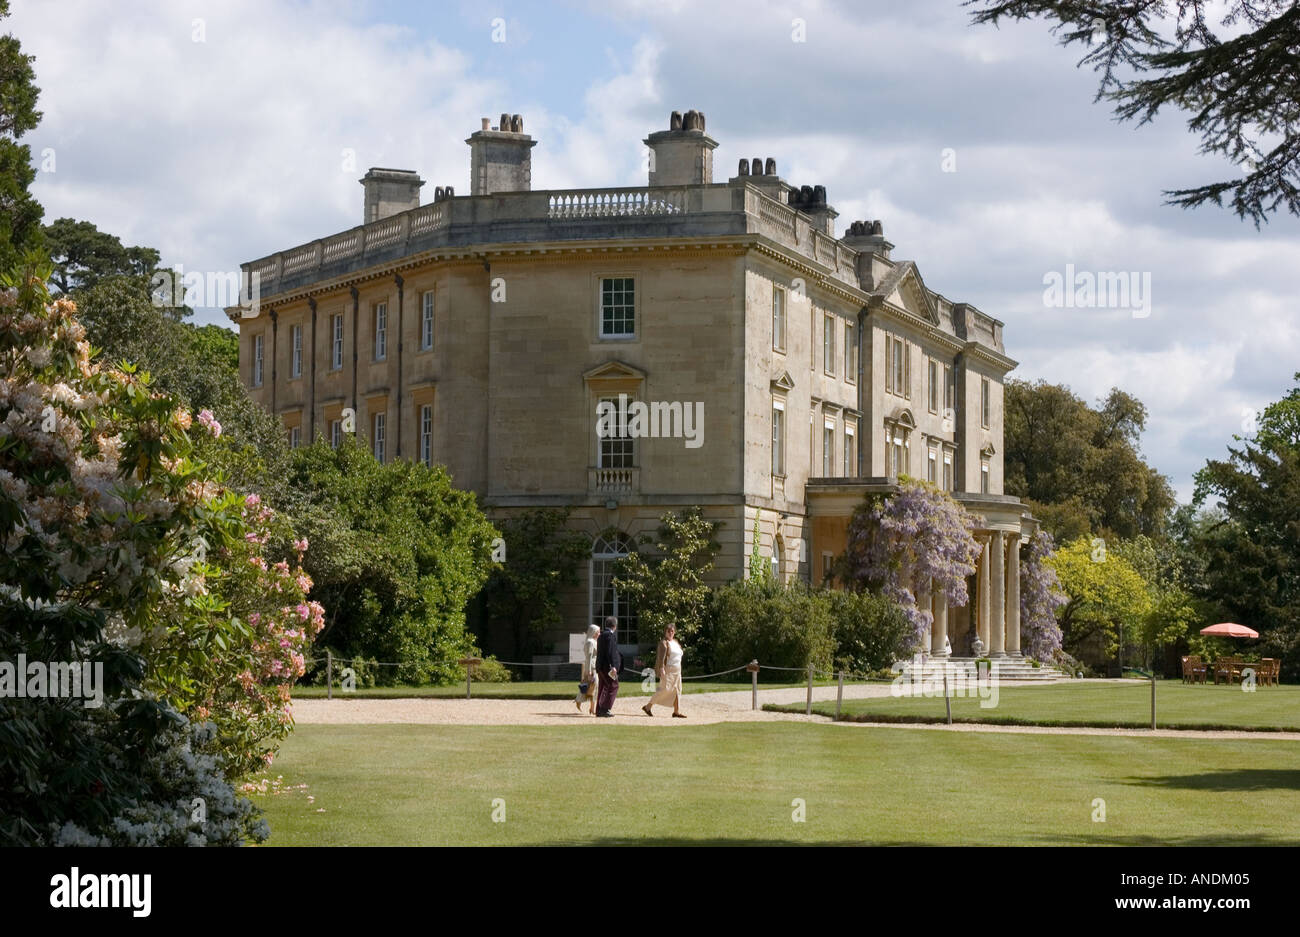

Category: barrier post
[460, 657, 481, 699]
[835, 670, 844, 719]
[326, 650, 333, 700]
[806, 663, 814, 715]
[1151, 669, 1157, 730]
[747, 660, 760, 710]
[943, 666, 952, 725]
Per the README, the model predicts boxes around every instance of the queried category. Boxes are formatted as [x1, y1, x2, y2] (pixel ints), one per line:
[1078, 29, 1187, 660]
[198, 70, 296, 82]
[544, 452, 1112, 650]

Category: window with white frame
[252, 334, 264, 386]
[773, 286, 786, 352]
[600, 277, 635, 338]
[944, 363, 955, 412]
[771, 399, 786, 477]
[809, 409, 815, 470]
[981, 456, 990, 493]
[372, 411, 385, 462]
[421, 291, 434, 351]
[591, 533, 636, 643]
[598, 395, 635, 468]
[981, 377, 991, 428]
[927, 445, 938, 483]
[291, 324, 302, 378]
[374, 303, 387, 361]
[419, 404, 433, 466]
[810, 307, 816, 370]
[289, 425, 301, 449]
[844, 419, 856, 476]
[330, 419, 341, 449]
[886, 421, 909, 476]
[821, 552, 834, 585]
[943, 449, 953, 491]
[844, 322, 856, 382]
[331, 314, 343, 370]
[823, 314, 835, 376]
[928, 359, 938, 413]
[823, 418, 835, 476]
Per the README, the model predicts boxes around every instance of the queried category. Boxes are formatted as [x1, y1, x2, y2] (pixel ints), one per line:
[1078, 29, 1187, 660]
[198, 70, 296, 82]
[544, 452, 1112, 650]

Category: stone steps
[891, 657, 1064, 682]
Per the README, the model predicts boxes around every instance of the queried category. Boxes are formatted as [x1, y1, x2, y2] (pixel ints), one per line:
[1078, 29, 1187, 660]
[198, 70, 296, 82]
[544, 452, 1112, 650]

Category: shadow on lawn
[1029, 832, 1300, 846]
[546, 836, 938, 846]
[1122, 769, 1300, 793]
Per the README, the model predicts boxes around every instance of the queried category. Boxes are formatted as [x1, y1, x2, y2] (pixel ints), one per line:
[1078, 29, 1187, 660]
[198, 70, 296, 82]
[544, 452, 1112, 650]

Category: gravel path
[287, 679, 1298, 738]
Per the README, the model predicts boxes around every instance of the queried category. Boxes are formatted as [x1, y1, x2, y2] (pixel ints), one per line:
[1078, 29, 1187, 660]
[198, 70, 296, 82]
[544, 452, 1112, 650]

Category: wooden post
[326, 649, 333, 700]
[747, 660, 760, 711]
[1151, 668, 1157, 730]
[460, 657, 481, 699]
[943, 666, 952, 725]
[806, 662, 814, 716]
[835, 671, 844, 720]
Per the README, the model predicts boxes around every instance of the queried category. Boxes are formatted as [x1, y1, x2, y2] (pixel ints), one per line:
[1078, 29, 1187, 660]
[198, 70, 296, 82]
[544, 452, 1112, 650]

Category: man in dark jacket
[595, 616, 621, 717]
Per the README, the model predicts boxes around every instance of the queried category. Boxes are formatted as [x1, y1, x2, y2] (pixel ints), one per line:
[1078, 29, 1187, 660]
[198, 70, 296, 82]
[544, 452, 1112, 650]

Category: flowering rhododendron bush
[840, 480, 982, 644]
[1019, 530, 1067, 662]
[0, 264, 317, 844]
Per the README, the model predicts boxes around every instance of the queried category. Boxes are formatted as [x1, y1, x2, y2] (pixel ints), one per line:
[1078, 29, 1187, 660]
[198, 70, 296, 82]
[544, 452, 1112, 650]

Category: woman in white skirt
[575, 623, 599, 714]
[642, 623, 686, 718]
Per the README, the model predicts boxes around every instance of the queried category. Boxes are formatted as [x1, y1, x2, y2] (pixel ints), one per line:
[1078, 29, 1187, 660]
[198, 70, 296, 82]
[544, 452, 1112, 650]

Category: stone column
[918, 579, 932, 656]
[931, 591, 949, 657]
[977, 535, 990, 651]
[1006, 534, 1022, 657]
[989, 530, 1006, 657]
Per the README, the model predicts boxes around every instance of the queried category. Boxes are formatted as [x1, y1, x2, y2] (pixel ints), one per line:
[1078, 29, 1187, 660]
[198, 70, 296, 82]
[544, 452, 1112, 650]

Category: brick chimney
[360, 168, 425, 224]
[644, 109, 718, 186]
[466, 113, 536, 195]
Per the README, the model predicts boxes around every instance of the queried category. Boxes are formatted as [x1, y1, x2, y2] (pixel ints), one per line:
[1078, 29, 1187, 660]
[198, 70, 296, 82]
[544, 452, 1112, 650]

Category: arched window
[590, 532, 637, 644]
[773, 534, 786, 583]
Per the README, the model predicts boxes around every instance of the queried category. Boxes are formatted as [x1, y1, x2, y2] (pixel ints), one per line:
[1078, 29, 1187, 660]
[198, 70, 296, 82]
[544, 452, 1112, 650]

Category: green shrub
[710, 579, 835, 674]
[469, 657, 513, 683]
[827, 590, 914, 676]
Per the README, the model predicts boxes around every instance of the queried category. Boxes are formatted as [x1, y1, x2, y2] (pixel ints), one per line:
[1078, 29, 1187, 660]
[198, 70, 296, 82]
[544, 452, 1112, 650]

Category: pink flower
[244, 494, 261, 508]
[296, 603, 310, 621]
[249, 612, 261, 627]
[293, 538, 309, 553]
[197, 409, 222, 438]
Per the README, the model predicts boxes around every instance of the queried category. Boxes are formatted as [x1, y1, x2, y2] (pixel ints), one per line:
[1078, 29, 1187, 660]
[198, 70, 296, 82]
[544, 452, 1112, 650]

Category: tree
[287, 437, 499, 684]
[0, 261, 299, 844]
[0, 2, 43, 271]
[614, 508, 720, 648]
[747, 514, 770, 581]
[967, 0, 1300, 225]
[839, 480, 983, 644]
[1048, 536, 1153, 661]
[479, 508, 590, 660]
[1004, 379, 1175, 541]
[43, 218, 160, 294]
[1193, 372, 1300, 678]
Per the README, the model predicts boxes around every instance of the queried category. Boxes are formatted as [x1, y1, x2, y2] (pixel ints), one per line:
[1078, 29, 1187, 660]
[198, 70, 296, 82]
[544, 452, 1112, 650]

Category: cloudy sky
[16, 0, 1300, 502]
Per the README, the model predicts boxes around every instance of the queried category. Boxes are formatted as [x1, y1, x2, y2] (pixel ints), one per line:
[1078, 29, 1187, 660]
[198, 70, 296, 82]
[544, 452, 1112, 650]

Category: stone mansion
[231, 109, 1036, 663]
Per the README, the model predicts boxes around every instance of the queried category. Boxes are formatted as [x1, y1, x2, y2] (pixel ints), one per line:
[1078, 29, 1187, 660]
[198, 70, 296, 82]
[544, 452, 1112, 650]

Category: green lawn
[290, 677, 873, 700]
[769, 681, 1300, 731]
[250, 723, 1300, 845]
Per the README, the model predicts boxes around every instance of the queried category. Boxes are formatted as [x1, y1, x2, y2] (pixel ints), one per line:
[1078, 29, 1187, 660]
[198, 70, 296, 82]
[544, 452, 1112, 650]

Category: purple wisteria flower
[843, 480, 982, 644]
[1020, 530, 1067, 661]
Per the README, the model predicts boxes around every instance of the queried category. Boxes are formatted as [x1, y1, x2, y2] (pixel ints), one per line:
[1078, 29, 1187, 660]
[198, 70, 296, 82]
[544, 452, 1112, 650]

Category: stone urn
[968, 632, 985, 658]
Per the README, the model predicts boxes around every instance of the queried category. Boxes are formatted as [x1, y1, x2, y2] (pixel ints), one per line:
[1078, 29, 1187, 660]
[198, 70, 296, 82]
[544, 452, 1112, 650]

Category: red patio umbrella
[1199, 622, 1260, 638]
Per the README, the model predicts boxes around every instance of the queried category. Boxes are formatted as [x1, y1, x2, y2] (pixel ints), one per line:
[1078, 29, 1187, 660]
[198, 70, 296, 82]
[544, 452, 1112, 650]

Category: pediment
[770, 370, 796, 393]
[980, 442, 996, 457]
[878, 261, 939, 326]
[583, 360, 646, 384]
[887, 407, 916, 429]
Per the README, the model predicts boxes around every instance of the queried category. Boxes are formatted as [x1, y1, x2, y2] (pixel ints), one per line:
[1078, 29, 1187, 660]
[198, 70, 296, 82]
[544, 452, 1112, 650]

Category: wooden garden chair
[1259, 658, 1278, 686]
[1214, 657, 1239, 685]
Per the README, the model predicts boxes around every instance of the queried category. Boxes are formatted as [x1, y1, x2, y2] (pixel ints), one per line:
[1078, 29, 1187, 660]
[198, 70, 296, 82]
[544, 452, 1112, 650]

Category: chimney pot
[481, 117, 490, 131]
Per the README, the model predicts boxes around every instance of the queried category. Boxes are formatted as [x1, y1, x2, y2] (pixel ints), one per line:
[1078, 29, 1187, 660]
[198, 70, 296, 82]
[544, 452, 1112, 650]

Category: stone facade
[231, 110, 1035, 660]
